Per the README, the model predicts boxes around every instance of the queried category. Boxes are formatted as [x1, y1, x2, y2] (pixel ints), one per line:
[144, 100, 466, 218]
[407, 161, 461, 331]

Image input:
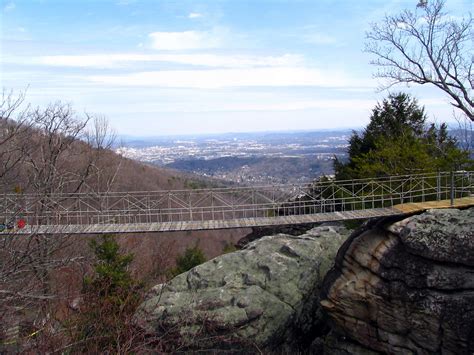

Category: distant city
[117, 130, 352, 184]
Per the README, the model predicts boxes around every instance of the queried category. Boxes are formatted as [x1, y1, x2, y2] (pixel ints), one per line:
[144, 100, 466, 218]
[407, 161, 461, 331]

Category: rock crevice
[135, 208, 473, 354]
[321, 208, 474, 354]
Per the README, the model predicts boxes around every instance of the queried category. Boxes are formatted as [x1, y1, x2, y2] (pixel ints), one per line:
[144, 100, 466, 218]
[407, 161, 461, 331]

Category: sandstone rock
[388, 208, 474, 266]
[312, 331, 380, 355]
[321, 208, 474, 354]
[135, 224, 349, 351]
[236, 223, 319, 248]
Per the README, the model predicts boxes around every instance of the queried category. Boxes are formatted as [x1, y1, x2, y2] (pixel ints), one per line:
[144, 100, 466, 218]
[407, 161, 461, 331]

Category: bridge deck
[7, 196, 473, 234]
[392, 196, 474, 214]
[10, 208, 397, 234]
[3, 196, 474, 234]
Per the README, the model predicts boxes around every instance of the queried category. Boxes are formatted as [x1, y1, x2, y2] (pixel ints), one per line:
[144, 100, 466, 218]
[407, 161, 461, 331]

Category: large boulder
[321, 208, 474, 354]
[135, 224, 349, 351]
[236, 223, 319, 248]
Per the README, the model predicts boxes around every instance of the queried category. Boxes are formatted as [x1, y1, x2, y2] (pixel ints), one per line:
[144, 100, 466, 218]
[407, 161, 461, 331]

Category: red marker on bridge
[17, 219, 26, 229]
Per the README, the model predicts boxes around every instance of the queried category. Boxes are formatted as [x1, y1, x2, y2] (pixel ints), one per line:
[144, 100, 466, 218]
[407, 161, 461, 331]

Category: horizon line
[117, 127, 361, 140]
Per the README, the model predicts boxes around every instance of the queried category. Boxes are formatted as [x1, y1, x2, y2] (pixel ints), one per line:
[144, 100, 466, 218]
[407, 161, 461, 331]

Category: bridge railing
[1, 171, 472, 228]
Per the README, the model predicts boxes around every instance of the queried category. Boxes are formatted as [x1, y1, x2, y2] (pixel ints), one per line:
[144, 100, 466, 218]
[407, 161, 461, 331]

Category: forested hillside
[0, 94, 250, 352]
[0, 99, 219, 195]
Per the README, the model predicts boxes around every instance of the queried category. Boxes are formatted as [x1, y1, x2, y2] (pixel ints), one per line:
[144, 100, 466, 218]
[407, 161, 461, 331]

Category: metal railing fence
[1, 171, 472, 228]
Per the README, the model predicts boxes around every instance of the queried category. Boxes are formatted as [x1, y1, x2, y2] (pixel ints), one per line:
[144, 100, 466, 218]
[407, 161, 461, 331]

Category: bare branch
[365, 0, 473, 121]
[0, 93, 122, 345]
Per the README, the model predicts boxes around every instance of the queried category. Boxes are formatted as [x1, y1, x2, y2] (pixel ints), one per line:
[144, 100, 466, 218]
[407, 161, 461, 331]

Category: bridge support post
[189, 192, 193, 222]
[421, 177, 425, 203]
[436, 172, 441, 201]
[450, 171, 454, 206]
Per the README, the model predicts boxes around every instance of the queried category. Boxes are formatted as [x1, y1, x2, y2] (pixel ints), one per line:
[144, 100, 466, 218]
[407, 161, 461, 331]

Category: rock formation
[135, 208, 474, 353]
[135, 224, 349, 351]
[235, 223, 320, 248]
[321, 208, 474, 354]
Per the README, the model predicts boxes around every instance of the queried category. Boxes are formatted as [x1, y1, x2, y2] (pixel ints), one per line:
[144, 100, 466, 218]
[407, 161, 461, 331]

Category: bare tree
[454, 110, 473, 154]
[84, 114, 123, 193]
[365, 0, 473, 121]
[0, 93, 123, 349]
[22, 102, 91, 195]
[0, 89, 32, 186]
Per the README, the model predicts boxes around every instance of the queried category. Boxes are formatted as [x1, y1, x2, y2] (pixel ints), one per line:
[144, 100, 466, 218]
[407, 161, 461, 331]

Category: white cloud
[396, 21, 411, 30]
[304, 32, 337, 45]
[122, 99, 376, 113]
[148, 29, 225, 50]
[19, 53, 304, 69]
[3, 2, 15, 12]
[88, 67, 357, 89]
[188, 12, 203, 19]
[116, 0, 136, 5]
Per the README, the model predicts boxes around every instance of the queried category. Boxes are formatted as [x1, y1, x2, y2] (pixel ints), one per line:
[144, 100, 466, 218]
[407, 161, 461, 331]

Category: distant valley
[117, 130, 351, 184]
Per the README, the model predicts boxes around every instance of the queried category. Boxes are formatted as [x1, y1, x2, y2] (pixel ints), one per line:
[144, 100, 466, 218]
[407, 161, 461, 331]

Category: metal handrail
[1, 170, 465, 197]
[1, 171, 472, 228]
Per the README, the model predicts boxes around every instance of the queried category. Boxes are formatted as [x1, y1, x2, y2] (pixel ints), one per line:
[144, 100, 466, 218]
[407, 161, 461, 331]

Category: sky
[1, 0, 471, 136]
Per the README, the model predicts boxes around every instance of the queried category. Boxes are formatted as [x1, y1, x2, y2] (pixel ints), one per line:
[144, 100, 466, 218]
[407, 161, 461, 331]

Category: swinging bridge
[1, 171, 473, 234]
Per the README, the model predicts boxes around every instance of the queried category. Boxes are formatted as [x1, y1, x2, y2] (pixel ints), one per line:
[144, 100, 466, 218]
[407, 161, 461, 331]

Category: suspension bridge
[1, 171, 473, 235]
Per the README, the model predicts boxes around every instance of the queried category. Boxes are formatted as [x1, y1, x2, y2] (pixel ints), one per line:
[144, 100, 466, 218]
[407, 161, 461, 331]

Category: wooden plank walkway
[2, 197, 473, 235]
[392, 196, 474, 214]
[0, 207, 400, 234]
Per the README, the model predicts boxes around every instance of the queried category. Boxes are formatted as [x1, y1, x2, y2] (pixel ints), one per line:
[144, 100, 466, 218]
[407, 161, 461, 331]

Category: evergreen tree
[171, 245, 206, 277]
[73, 235, 143, 352]
[335, 93, 472, 179]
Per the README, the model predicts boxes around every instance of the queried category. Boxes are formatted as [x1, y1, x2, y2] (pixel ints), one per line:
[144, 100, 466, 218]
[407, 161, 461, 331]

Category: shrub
[222, 242, 237, 254]
[71, 235, 143, 353]
[170, 245, 206, 277]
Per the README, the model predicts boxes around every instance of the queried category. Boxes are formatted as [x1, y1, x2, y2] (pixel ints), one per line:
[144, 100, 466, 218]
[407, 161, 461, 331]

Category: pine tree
[73, 235, 143, 352]
[335, 93, 472, 179]
[171, 245, 206, 277]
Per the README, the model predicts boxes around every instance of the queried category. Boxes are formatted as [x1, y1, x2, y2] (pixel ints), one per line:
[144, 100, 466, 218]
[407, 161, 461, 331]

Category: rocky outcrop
[236, 223, 320, 248]
[321, 208, 474, 354]
[135, 208, 474, 353]
[135, 224, 349, 351]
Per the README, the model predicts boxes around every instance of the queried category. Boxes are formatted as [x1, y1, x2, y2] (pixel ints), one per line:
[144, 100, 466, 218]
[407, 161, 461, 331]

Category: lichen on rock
[135, 224, 349, 351]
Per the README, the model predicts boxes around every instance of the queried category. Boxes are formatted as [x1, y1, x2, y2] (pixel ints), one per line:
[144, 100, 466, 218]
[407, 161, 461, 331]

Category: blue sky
[1, 0, 471, 136]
